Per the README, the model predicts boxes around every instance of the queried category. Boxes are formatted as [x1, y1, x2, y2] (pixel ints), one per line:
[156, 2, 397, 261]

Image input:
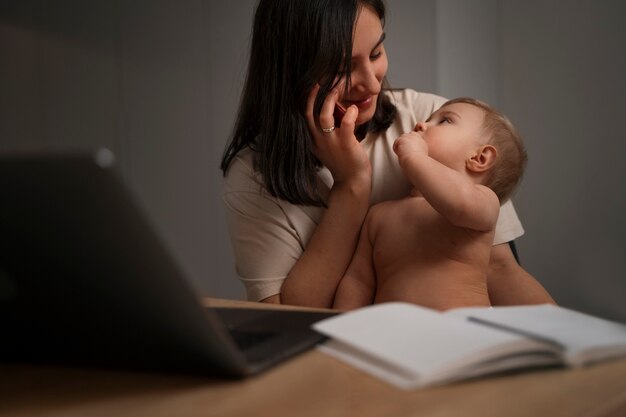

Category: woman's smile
[346, 96, 374, 110]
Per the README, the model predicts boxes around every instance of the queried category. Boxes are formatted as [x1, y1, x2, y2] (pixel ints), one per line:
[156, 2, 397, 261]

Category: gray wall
[498, 1, 626, 322]
[1, 1, 625, 321]
[1, 0, 249, 300]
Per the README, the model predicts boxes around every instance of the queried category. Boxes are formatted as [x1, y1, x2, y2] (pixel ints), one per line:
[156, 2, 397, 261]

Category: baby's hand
[393, 131, 428, 160]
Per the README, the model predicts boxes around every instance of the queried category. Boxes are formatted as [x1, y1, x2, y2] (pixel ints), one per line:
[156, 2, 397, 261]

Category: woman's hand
[306, 84, 371, 188]
[280, 85, 373, 307]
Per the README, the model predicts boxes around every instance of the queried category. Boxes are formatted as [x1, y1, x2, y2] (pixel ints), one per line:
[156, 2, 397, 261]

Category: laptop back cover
[0, 148, 250, 376]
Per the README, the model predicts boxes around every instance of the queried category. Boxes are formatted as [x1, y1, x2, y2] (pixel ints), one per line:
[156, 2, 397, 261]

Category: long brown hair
[220, 0, 396, 206]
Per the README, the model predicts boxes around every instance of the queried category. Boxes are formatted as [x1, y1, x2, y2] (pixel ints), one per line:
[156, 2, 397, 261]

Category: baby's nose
[414, 122, 427, 132]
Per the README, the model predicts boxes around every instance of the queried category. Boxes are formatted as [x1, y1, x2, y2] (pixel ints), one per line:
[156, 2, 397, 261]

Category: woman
[220, 0, 553, 307]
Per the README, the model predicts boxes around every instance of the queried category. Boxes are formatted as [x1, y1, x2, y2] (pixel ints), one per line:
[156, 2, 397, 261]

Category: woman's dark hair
[220, 0, 396, 206]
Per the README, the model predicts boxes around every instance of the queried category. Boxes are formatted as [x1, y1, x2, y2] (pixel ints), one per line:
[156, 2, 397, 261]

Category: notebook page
[313, 302, 552, 387]
[447, 304, 626, 366]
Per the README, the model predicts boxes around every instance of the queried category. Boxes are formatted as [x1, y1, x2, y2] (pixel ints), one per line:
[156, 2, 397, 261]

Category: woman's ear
[466, 144, 497, 173]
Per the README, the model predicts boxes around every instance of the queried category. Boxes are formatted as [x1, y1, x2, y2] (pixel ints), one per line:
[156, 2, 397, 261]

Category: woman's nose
[351, 64, 381, 94]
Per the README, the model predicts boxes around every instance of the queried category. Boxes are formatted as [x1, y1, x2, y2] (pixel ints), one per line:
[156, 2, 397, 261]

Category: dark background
[1, 0, 625, 321]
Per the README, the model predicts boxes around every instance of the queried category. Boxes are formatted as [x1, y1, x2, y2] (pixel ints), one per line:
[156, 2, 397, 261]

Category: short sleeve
[223, 190, 301, 301]
[222, 148, 317, 301]
[494, 199, 524, 245]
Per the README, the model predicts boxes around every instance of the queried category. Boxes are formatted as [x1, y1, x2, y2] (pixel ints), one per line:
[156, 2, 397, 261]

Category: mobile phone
[333, 103, 347, 127]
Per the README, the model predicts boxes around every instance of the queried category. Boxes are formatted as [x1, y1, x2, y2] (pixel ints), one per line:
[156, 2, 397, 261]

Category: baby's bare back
[367, 197, 494, 310]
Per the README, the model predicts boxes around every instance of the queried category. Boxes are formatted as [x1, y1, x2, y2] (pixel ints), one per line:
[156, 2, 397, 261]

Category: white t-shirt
[223, 89, 524, 301]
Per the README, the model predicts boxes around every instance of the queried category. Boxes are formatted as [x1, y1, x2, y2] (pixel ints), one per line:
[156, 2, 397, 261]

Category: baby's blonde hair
[442, 97, 527, 202]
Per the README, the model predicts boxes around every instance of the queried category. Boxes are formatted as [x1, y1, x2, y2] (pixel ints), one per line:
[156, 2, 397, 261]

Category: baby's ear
[466, 144, 497, 173]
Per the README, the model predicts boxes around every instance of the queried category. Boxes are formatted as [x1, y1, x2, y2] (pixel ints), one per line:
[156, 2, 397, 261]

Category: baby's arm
[393, 132, 499, 231]
[333, 217, 376, 310]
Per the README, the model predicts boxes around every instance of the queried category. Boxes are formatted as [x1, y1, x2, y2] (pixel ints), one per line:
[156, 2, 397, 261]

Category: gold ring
[321, 126, 335, 133]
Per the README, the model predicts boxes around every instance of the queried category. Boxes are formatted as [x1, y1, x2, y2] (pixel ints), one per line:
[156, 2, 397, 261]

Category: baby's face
[413, 103, 486, 171]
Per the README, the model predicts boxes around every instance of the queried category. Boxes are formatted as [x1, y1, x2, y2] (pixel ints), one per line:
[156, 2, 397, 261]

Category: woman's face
[339, 6, 388, 127]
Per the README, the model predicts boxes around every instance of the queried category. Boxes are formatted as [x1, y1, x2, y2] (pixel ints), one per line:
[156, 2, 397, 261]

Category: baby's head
[441, 98, 527, 202]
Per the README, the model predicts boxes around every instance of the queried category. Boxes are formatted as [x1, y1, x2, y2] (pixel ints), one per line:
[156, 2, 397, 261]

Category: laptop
[0, 148, 338, 377]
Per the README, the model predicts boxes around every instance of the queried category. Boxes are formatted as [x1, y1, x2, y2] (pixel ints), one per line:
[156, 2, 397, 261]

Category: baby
[334, 98, 527, 311]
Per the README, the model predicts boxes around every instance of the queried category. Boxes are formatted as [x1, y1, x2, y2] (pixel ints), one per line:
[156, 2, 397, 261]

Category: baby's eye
[439, 117, 452, 124]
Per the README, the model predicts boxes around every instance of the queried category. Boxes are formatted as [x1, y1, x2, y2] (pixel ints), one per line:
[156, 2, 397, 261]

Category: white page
[318, 340, 423, 389]
[447, 304, 626, 366]
[319, 339, 560, 390]
[313, 302, 555, 388]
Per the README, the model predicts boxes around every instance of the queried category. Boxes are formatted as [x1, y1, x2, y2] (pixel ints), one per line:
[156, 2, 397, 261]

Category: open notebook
[313, 302, 626, 389]
[0, 148, 336, 376]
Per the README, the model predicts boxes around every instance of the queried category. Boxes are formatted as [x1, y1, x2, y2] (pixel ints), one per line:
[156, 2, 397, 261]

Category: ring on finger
[321, 126, 335, 133]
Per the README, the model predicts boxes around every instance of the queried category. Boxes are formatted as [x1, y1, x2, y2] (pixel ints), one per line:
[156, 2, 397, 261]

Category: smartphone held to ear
[333, 103, 346, 127]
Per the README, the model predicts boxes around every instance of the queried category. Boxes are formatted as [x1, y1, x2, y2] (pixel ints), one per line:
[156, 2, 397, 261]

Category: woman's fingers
[303, 87, 370, 185]
[339, 105, 358, 133]
[306, 84, 342, 134]
[319, 90, 338, 131]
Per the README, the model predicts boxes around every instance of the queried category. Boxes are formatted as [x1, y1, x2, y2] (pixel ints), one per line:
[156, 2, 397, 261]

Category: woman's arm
[276, 86, 372, 307]
[487, 243, 556, 305]
[279, 179, 370, 307]
[333, 217, 376, 310]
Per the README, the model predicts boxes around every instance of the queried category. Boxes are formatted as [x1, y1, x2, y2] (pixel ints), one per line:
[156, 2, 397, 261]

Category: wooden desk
[2, 299, 625, 417]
